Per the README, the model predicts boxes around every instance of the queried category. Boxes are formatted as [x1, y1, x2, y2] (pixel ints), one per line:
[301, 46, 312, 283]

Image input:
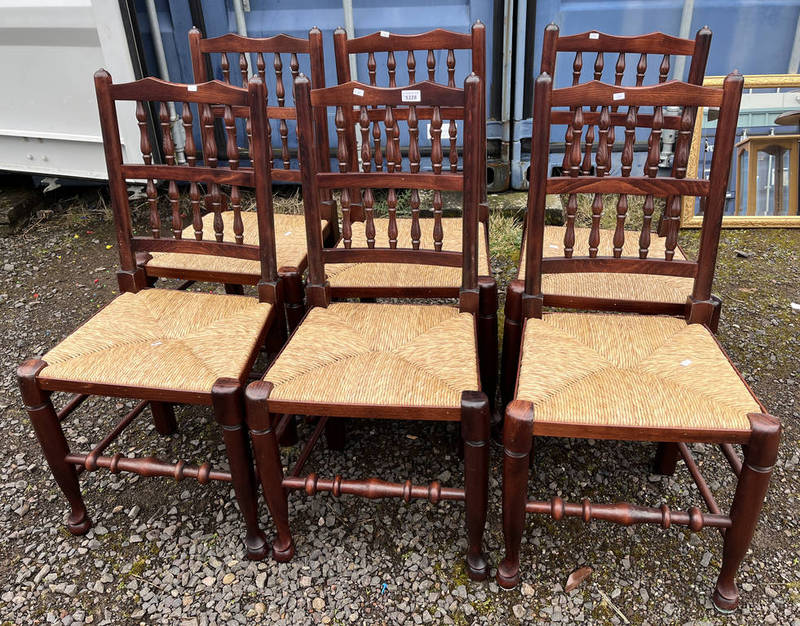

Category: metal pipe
[144, 0, 186, 164]
[788, 11, 800, 73]
[671, 0, 695, 81]
[342, 0, 358, 81]
[500, 0, 515, 161]
[232, 0, 254, 78]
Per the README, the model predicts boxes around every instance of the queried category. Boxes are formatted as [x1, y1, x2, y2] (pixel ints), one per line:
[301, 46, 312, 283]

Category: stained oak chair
[497, 72, 781, 613]
[17, 72, 282, 559]
[501, 26, 713, 406]
[139, 27, 336, 330]
[330, 22, 496, 400]
[245, 74, 491, 579]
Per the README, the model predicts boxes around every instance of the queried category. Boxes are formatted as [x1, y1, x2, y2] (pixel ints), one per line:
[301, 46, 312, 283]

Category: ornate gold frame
[681, 74, 800, 228]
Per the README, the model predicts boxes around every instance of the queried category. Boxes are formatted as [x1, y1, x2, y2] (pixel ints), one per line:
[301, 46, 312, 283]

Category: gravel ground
[0, 190, 798, 625]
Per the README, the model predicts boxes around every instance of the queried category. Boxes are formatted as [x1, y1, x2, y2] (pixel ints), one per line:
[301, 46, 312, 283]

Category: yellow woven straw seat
[146, 213, 327, 277]
[326, 218, 491, 289]
[264, 302, 479, 409]
[518, 226, 693, 304]
[516, 313, 760, 434]
[39, 289, 271, 393]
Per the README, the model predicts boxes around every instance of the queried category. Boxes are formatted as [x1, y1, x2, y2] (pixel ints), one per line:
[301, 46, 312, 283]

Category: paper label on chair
[353, 87, 365, 97]
[151, 341, 163, 347]
[549, 244, 560, 249]
[680, 359, 692, 366]
[589, 32, 600, 39]
[284, 231, 292, 236]
[187, 84, 198, 92]
[402, 89, 421, 103]
[613, 92, 625, 101]
[380, 30, 390, 38]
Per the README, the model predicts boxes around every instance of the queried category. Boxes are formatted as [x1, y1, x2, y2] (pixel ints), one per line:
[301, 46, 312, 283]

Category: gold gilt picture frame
[681, 74, 800, 228]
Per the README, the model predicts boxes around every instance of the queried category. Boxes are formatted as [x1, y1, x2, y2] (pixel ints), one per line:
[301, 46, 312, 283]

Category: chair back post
[686, 26, 712, 85]
[94, 69, 143, 293]
[470, 21, 488, 219]
[539, 23, 560, 75]
[188, 27, 207, 82]
[522, 72, 553, 319]
[248, 75, 279, 304]
[690, 72, 743, 312]
[460, 73, 481, 313]
[308, 27, 331, 172]
[294, 74, 330, 308]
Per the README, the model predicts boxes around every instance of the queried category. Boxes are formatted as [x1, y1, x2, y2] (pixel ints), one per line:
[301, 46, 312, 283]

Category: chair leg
[461, 391, 490, 581]
[17, 359, 91, 535]
[280, 269, 305, 333]
[325, 417, 346, 451]
[653, 442, 680, 475]
[500, 280, 524, 410]
[478, 276, 498, 412]
[713, 413, 781, 612]
[150, 402, 177, 436]
[246, 381, 295, 562]
[211, 379, 268, 561]
[224, 283, 245, 295]
[496, 400, 534, 589]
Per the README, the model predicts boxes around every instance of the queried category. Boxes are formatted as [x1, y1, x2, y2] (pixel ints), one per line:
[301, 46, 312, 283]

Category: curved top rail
[309, 78, 470, 108]
[551, 78, 727, 108]
[198, 31, 312, 54]
[342, 28, 473, 54]
[106, 75, 249, 106]
[555, 30, 697, 55]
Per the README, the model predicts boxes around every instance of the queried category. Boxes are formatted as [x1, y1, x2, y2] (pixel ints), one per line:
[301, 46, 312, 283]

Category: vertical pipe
[671, 0, 695, 81]
[144, 0, 186, 164]
[342, 0, 362, 162]
[500, 0, 514, 162]
[788, 11, 800, 73]
[342, 0, 358, 81]
[232, 0, 254, 78]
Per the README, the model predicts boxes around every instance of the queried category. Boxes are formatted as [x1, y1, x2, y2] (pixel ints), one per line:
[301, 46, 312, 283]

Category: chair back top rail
[523, 72, 743, 321]
[195, 31, 313, 54]
[295, 73, 483, 312]
[94, 70, 279, 297]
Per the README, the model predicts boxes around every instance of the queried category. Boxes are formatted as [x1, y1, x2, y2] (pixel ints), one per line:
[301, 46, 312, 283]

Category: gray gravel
[0, 192, 798, 624]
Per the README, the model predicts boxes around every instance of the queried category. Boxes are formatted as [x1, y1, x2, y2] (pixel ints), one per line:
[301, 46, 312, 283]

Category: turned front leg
[461, 391, 489, 581]
[17, 359, 91, 535]
[497, 400, 534, 589]
[713, 413, 781, 612]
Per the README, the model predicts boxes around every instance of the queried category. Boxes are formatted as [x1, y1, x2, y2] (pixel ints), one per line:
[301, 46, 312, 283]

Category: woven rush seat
[326, 218, 491, 289]
[517, 313, 760, 433]
[146, 213, 328, 277]
[518, 226, 693, 304]
[39, 289, 271, 393]
[264, 302, 479, 409]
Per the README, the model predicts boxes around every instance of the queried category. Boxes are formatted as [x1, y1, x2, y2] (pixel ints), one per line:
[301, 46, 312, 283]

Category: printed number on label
[401, 89, 421, 103]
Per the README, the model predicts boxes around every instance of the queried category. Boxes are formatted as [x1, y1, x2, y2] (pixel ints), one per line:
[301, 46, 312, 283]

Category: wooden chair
[16, 72, 282, 560]
[245, 74, 491, 579]
[138, 27, 336, 330]
[330, 23, 496, 401]
[497, 72, 781, 613]
[501, 26, 713, 406]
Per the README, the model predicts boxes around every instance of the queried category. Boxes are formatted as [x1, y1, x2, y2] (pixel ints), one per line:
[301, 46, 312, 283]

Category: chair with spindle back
[16, 72, 282, 560]
[498, 72, 781, 613]
[501, 25, 714, 407]
[139, 27, 335, 330]
[245, 74, 490, 578]
[330, 23, 497, 401]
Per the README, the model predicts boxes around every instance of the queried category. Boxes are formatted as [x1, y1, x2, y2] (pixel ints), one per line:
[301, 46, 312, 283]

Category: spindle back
[541, 25, 711, 182]
[189, 27, 329, 182]
[295, 74, 483, 313]
[333, 23, 486, 221]
[94, 71, 279, 302]
[523, 72, 743, 324]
